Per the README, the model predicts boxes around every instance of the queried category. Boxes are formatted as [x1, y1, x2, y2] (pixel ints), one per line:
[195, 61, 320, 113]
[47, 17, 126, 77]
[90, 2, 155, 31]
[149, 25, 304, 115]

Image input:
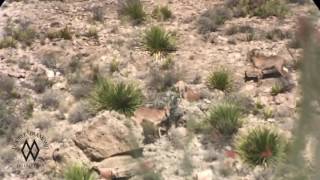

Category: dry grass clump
[152, 5, 172, 21]
[4, 20, 37, 46]
[40, 90, 60, 110]
[225, 0, 289, 18]
[118, 0, 146, 24]
[91, 6, 105, 22]
[198, 6, 232, 34]
[47, 26, 72, 40]
[0, 36, 17, 49]
[148, 65, 182, 91]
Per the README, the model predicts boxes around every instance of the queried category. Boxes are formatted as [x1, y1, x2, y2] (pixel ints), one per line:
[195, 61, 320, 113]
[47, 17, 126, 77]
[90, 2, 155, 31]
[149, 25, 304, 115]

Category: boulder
[74, 111, 142, 161]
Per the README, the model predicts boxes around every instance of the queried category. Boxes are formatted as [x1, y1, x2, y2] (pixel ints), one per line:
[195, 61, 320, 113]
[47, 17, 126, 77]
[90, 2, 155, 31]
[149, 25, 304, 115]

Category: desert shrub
[0, 148, 16, 164]
[34, 118, 52, 130]
[266, 28, 291, 41]
[224, 93, 254, 113]
[85, 27, 99, 39]
[20, 100, 34, 119]
[4, 21, 36, 46]
[143, 26, 176, 54]
[64, 164, 97, 180]
[68, 102, 92, 123]
[18, 59, 32, 70]
[47, 26, 72, 40]
[0, 36, 17, 49]
[118, 0, 146, 24]
[207, 68, 232, 91]
[91, 6, 105, 22]
[225, 0, 289, 18]
[236, 127, 287, 166]
[198, 6, 232, 34]
[41, 52, 58, 69]
[40, 90, 60, 110]
[225, 25, 254, 35]
[149, 66, 182, 91]
[0, 102, 20, 139]
[90, 78, 143, 116]
[161, 57, 174, 70]
[152, 5, 172, 21]
[32, 75, 53, 93]
[288, 35, 301, 49]
[0, 75, 15, 96]
[207, 101, 242, 136]
[142, 171, 163, 180]
[70, 83, 93, 99]
[110, 59, 120, 73]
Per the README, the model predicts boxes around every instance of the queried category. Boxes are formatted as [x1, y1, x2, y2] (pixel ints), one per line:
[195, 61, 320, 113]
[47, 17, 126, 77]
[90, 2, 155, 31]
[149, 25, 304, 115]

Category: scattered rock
[194, 169, 214, 180]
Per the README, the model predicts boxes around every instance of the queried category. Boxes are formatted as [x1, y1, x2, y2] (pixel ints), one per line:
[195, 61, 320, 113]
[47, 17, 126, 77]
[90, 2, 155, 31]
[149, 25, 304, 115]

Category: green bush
[236, 127, 287, 167]
[90, 78, 143, 116]
[152, 6, 172, 21]
[118, 0, 146, 24]
[226, 0, 289, 18]
[64, 164, 97, 180]
[143, 26, 176, 54]
[207, 68, 232, 91]
[208, 101, 242, 136]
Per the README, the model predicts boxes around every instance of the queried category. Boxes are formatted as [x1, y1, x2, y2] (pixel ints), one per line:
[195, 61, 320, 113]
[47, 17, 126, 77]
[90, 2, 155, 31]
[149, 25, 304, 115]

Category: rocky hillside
[0, 0, 318, 179]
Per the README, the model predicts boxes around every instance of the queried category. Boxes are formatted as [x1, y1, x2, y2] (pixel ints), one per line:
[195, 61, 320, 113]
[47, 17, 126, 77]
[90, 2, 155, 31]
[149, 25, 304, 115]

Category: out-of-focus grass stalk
[280, 16, 320, 179]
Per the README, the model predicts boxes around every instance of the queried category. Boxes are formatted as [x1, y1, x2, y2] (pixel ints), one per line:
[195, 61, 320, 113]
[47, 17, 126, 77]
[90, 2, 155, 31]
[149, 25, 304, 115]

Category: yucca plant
[118, 0, 146, 24]
[64, 164, 97, 180]
[271, 82, 283, 96]
[207, 68, 232, 91]
[143, 26, 176, 54]
[236, 127, 287, 167]
[90, 78, 143, 116]
[208, 101, 242, 136]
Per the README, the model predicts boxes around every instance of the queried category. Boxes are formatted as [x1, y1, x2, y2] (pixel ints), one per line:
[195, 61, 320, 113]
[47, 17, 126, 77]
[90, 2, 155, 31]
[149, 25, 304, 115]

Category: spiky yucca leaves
[64, 164, 97, 180]
[207, 68, 232, 91]
[236, 127, 287, 167]
[271, 82, 283, 96]
[91, 78, 143, 116]
[143, 26, 176, 54]
[208, 101, 242, 136]
[118, 0, 146, 24]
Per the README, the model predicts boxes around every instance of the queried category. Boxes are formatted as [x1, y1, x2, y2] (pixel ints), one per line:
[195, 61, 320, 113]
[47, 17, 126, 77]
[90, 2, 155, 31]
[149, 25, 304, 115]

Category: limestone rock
[74, 111, 142, 161]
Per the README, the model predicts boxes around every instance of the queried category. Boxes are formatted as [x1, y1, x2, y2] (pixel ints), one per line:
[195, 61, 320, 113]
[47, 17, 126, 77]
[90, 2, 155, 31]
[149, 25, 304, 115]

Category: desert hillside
[0, 0, 318, 179]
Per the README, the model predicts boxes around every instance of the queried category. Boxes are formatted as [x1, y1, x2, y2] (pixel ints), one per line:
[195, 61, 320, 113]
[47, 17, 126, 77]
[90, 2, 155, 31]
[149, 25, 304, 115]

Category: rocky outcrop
[74, 111, 142, 161]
